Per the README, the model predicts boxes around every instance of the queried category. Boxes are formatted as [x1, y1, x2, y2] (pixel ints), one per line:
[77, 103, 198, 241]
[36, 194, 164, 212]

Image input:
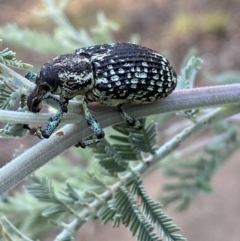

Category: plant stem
[0, 84, 240, 125]
[55, 104, 240, 240]
[0, 86, 240, 196]
[0, 84, 239, 194]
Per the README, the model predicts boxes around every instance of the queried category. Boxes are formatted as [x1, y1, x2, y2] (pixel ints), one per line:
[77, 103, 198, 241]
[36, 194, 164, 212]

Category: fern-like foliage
[0, 39, 32, 69]
[0, 40, 32, 111]
[0, 80, 17, 110]
[99, 175, 185, 241]
[176, 55, 203, 121]
[161, 128, 239, 210]
[27, 176, 80, 218]
[130, 177, 184, 241]
[0, 39, 31, 110]
[177, 55, 203, 90]
[94, 119, 157, 173]
[0, 41, 33, 137]
[0, 216, 34, 241]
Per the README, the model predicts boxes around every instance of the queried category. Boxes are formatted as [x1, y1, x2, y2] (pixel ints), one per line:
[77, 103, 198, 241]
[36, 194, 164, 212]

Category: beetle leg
[26, 95, 66, 138]
[25, 72, 38, 82]
[39, 95, 67, 138]
[45, 95, 68, 113]
[117, 105, 142, 130]
[27, 108, 64, 139]
[77, 98, 105, 148]
[41, 109, 64, 138]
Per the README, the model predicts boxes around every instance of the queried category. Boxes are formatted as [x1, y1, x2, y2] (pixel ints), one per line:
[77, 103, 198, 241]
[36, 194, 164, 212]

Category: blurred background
[0, 0, 240, 240]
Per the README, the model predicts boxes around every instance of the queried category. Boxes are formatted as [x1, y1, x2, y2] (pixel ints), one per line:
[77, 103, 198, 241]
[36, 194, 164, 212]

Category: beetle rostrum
[26, 43, 177, 148]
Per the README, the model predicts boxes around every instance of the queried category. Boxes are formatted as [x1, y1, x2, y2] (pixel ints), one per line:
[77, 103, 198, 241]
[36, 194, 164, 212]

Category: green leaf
[131, 176, 186, 241]
[94, 139, 131, 173]
[177, 56, 203, 90]
[0, 40, 32, 69]
[26, 176, 56, 203]
[161, 129, 240, 210]
[115, 186, 162, 241]
[42, 205, 67, 217]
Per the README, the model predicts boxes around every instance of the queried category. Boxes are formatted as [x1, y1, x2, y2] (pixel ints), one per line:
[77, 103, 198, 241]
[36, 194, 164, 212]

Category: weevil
[26, 43, 177, 147]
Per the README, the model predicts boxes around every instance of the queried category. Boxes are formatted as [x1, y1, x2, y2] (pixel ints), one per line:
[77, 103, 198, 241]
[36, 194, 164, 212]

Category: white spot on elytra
[142, 62, 148, 67]
[131, 78, 139, 84]
[152, 68, 157, 73]
[147, 86, 154, 91]
[162, 57, 167, 62]
[110, 69, 115, 75]
[111, 75, 119, 81]
[135, 72, 147, 78]
[150, 80, 155, 85]
[153, 74, 159, 80]
[158, 88, 163, 92]
[118, 68, 125, 74]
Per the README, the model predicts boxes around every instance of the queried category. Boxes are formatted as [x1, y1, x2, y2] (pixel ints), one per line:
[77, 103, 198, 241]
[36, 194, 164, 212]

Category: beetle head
[27, 63, 58, 112]
[27, 54, 93, 112]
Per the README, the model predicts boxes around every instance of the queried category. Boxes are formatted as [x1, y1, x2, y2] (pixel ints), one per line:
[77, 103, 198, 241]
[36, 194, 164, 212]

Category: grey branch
[0, 84, 240, 195]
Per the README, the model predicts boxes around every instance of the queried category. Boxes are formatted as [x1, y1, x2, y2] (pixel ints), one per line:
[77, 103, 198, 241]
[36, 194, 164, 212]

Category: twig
[0, 85, 239, 195]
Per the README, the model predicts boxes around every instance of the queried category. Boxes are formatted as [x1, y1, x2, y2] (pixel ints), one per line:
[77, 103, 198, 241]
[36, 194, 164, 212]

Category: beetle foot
[24, 125, 44, 139]
[75, 138, 101, 148]
[117, 105, 142, 130]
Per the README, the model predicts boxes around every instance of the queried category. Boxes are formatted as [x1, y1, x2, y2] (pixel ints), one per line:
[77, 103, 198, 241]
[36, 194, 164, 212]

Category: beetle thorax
[50, 54, 94, 98]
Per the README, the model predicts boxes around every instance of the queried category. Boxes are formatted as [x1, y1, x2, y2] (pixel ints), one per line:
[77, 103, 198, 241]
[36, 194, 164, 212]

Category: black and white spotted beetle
[26, 43, 177, 147]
